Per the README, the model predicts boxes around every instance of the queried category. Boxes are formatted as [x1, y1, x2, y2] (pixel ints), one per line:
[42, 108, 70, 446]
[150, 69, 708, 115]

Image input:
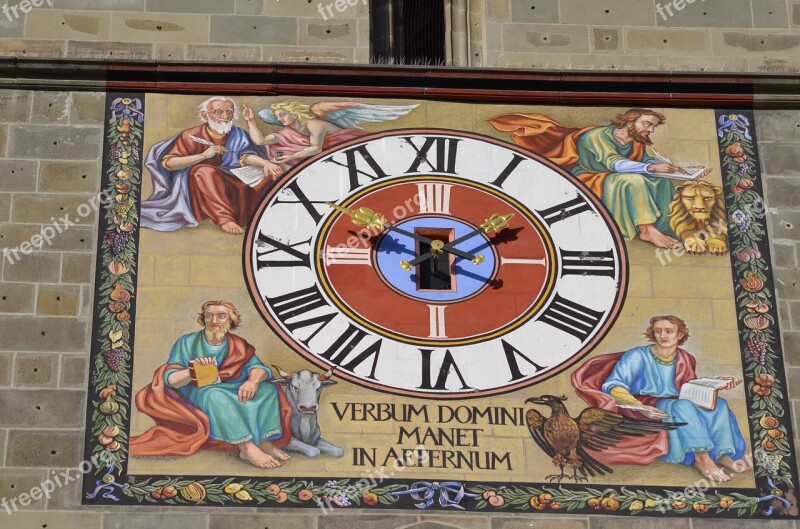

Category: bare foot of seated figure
[694, 452, 731, 481]
[238, 441, 281, 469]
[260, 440, 291, 462]
[638, 223, 682, 249]
[220, 221, 244, 234]
[718, 454, 752, 473]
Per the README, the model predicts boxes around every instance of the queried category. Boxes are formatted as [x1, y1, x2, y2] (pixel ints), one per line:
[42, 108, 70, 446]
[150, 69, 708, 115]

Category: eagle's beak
[525, 397, 545, 405]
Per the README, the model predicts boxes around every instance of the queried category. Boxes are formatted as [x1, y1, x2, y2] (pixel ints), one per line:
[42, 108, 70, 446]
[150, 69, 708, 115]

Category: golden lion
[668, 180, 728, 255]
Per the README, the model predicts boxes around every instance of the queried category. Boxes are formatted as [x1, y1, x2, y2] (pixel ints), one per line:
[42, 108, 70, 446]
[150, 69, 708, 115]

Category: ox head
[272, 365, 336, 415]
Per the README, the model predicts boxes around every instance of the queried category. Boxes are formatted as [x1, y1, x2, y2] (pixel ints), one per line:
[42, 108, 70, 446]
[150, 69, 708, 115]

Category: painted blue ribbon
[717, 113, 751, 139]
[389, 481, 478, 510]
[109, 97, 144, 124]
[757, 477, 791, 516]
[85, 465, 123, 502]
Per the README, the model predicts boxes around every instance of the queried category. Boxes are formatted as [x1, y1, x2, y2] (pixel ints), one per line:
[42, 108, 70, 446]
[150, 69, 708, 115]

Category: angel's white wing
[319, 103, 419, 130]
[257, 102, 418, 130]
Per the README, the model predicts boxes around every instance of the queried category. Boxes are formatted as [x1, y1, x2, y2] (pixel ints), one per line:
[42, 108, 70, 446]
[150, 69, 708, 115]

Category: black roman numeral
[403, 136, 461, 175]
[325, 144, 389, 192]
[538, 293, 605, 341]
[489, 153, 525, 188]
[537, 196, 593, 226]
[417, 349, 472, 391]
[266, 284, 337, 344]
[255, 233, 311, 269]
[501, 340, 547, 381]
[267, 288, 381, 379]
[319, 323, 382, 379]
[560, 249, 616, 278]
[273, 180, 330, 225]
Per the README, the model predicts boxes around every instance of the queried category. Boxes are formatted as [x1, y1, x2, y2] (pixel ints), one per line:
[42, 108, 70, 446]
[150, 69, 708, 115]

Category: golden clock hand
[327, 202, 481, 266]
[401, 241, 484, 272]
[482, 213, 515, 233]
[399, 214, 513, 272]
[327, 202, 435, 245]
[445, 213, 514, 249]
[412, 213, 511, 270]
[325, 202, 386, 231]
[401, 251, 433, 271]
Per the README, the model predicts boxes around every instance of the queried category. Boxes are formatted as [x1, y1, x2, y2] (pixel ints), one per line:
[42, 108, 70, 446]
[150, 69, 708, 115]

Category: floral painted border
[82, 98, 797, 518]
[716, 111, 798, 502]
[83, 93, 144, 501]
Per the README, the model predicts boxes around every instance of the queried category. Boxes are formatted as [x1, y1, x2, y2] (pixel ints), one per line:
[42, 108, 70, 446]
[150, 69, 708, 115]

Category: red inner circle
[320, 181, 551, 343]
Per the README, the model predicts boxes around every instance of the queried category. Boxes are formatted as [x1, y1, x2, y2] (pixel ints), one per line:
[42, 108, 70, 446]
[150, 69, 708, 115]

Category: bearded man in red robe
[141, 97, 283, 234]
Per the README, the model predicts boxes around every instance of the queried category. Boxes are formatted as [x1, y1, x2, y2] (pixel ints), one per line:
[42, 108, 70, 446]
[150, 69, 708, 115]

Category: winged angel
[241, 101, 418, 167]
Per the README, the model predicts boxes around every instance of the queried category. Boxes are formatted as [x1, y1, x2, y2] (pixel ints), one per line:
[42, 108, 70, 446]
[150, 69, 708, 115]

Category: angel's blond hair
[270, 101, 314, 121]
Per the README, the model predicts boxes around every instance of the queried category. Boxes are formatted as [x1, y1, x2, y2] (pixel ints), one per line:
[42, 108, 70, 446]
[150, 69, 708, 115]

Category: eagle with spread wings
[525, 395, 685, 482]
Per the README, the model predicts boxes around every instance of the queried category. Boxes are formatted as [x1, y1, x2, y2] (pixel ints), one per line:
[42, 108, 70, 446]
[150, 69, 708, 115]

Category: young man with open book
[573, 315, 750, 482]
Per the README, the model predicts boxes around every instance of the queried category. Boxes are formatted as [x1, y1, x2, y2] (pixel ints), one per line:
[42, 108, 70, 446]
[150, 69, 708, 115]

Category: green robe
[163, 331, 282, 444]
[571, 125, 675, 241]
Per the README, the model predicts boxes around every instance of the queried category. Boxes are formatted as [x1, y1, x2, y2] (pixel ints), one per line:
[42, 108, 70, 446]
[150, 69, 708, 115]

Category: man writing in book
[131, 301, 293, 469]
[488, 109, 712, 248]
[141, 96, 284, 234]
[572, 315, 749, 481]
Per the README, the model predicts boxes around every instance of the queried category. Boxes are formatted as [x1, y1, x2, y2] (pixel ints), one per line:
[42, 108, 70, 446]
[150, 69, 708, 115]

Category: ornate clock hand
[326, 202, 434, 244]
[325, 202, 388, 231]
[399, 214, 512, 271]
[444, 213, 515, 251]
[327, 202, 481, 268]
[400, 251, 433, 271]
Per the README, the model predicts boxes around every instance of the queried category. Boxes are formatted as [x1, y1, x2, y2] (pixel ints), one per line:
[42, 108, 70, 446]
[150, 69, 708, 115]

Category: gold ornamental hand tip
[400, 261, 413, 271]
[481, 213, 514, 234]
[326, 202, 385, 230]
[472, 254, 485, 265]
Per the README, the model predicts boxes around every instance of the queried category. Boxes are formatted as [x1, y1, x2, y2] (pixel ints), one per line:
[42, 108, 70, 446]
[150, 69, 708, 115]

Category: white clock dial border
[244, 129, 628, 399]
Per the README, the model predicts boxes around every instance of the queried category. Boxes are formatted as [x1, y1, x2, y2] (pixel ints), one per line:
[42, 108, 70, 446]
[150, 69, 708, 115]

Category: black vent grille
[371, 0, 446, 65]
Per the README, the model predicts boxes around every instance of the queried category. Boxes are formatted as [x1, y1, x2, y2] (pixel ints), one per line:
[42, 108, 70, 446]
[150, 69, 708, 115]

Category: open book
[678, 378, 730, 411]
[189, 358, 221, 388]
[650, 166, 707, 181]
[229, 166, 270, 190]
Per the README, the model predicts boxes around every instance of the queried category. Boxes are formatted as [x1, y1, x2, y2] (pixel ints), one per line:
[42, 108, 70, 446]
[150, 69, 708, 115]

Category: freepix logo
[2, 0, 53, 23]
[656, 0, 707, 21]
[317, 0, 367, 21]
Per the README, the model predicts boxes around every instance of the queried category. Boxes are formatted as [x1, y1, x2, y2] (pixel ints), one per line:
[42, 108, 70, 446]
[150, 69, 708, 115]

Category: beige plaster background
[128, 95, 752, 489]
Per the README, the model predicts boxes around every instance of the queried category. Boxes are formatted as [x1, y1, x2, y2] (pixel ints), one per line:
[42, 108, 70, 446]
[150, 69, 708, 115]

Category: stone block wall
[0, 89, 798, 528]
[0, 0, 372, 63]
[0, 1, 798, 71]
[0, 88, 104, 527]
[484, 0, 800, 72]
[0, 2, 797, 529]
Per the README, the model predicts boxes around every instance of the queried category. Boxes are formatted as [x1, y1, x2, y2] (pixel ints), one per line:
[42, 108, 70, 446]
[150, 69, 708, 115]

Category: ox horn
[272, 365, 292, 380]
[318, 367, 335, 381]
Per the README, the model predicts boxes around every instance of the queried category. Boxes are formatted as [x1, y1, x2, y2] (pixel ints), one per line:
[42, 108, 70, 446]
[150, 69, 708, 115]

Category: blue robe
[601, 345, 746, 465]
[163, 331, 282, 444]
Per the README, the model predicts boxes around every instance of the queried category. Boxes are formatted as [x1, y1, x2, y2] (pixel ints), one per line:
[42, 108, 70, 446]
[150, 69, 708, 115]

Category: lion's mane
[668, 180, 727, 241]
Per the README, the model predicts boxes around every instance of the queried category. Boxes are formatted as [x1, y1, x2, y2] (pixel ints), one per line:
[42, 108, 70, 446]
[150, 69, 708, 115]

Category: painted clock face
[244, 129, 628, 399]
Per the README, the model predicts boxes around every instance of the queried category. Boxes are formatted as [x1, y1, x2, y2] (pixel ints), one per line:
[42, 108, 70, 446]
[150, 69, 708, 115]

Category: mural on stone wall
[82, 92, 799, 519]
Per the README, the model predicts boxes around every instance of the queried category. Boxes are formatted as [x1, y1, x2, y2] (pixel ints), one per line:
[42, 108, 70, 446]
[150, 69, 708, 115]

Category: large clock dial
[244, 129, 628, 399]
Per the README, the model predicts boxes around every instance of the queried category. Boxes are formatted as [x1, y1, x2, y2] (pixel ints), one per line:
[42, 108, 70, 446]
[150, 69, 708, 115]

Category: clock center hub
[374, 217, 497, 303]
